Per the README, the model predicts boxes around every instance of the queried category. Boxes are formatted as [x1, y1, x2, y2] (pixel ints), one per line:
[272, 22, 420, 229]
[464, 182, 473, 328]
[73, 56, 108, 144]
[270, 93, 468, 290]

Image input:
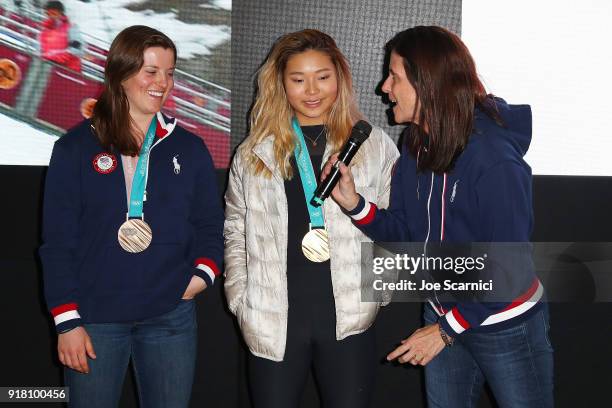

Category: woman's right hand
[58, 326, 96, 374]
[321, 153, 360, 211]
[181, 275, 207, 299]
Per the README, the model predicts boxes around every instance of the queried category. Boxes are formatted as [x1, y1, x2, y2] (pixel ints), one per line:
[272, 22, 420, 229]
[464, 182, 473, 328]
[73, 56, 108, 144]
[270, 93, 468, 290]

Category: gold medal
[118, 216, 152, 253]
[301, 228, 330, 262]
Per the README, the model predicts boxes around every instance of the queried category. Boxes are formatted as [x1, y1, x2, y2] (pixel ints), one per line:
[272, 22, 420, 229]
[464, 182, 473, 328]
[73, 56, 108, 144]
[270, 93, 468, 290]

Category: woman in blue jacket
[324, 26, 553, 407]
[40, 26, 223, 407]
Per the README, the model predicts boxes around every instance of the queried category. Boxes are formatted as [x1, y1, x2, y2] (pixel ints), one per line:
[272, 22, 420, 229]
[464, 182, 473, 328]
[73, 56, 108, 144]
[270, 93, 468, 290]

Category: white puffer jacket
[224, 127, 399, 361]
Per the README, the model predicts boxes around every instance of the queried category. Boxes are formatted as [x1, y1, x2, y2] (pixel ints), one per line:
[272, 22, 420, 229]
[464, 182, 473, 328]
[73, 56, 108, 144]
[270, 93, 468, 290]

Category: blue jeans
[65, 299, 197, 408]
[424, 304, 554, 408]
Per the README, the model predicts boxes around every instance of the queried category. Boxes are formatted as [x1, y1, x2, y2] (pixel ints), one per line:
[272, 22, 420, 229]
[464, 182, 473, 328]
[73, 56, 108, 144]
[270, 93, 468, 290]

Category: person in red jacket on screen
[39, 1, 82, 72]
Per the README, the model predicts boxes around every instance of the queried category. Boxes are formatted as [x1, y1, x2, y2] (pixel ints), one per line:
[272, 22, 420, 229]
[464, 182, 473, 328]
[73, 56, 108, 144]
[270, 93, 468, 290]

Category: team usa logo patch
[93, 153, 117, 174]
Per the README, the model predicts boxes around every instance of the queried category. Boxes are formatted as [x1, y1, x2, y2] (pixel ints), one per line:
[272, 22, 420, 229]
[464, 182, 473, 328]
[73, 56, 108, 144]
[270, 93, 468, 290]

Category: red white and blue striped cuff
[346, 195, 377, 226]
[440, 307, 470, 336]
[194, 258, 220, 287]
[439, 278, 544, 336]
[51, 303, 82, 333]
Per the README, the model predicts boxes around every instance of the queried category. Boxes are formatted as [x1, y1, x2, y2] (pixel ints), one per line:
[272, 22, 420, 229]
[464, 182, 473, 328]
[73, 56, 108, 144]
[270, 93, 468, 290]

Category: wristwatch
[438, 324, 454, 347]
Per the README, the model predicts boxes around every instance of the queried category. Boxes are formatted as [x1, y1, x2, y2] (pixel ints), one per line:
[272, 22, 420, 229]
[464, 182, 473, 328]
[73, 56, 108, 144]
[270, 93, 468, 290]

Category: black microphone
[311, 120, 372, 207]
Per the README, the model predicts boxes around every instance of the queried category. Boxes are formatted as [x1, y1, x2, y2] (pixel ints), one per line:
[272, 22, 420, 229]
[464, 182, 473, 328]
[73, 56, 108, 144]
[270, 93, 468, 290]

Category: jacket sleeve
[223, 151, 248, 315]
[40, 138, 83, 333]
[438, 160, 539, 337]
[346, 148, 413, 242]
[191, 142, 224, 288]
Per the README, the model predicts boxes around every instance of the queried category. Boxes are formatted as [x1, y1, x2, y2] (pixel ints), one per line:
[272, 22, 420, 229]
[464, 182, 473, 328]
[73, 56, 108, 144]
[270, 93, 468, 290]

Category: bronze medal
[118, 217, 152, 253]
[301, 228, 330, 262]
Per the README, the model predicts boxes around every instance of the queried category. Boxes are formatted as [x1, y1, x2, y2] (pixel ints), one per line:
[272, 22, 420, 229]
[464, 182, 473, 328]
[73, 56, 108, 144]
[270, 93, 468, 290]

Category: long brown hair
[242, 29, 361, 179]
[386, 26, 500, 173]
[92, 25, 177, 155]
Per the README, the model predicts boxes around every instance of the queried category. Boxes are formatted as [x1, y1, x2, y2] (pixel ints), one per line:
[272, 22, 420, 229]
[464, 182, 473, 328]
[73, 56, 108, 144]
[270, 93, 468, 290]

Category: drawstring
[424, 172, 447, 245]
[416, 149, 421, 200]
[441, 173, 447, 241]
[423, 171, 447, 314]
[415, 142, 447, 314]
[424, 172, 434, 253]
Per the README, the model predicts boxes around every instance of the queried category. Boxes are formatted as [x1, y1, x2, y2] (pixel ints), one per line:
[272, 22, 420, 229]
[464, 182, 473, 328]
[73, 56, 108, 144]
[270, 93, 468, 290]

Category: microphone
[311, 120, 372, 207]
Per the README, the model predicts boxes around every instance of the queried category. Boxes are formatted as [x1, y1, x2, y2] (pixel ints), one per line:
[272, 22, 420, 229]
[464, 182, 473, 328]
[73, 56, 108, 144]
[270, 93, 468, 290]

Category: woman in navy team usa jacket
[323, 26, 553, 408]
[40, 26, 223, 407]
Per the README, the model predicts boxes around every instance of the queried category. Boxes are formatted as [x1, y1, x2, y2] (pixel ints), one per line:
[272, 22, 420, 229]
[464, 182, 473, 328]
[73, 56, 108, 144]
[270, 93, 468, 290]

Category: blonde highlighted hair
[241, 29, 362, 179]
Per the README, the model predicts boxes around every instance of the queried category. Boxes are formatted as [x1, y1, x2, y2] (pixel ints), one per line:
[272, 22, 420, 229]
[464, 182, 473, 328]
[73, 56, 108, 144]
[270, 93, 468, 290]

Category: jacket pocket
[235, 294, 252, 342]
[90, 243, 188, 296]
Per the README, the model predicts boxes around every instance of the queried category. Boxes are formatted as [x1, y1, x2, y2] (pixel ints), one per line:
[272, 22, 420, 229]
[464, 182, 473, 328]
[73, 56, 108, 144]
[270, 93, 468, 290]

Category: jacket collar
[156, 112, 177, 139]
[88, 112, 177, 149]
[252, 135, 283, 181]
[251, 133, 334, 182]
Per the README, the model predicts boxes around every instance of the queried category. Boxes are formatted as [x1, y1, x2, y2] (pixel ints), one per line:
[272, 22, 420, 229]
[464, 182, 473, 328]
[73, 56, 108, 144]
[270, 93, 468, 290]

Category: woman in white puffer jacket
[224, 29, 399, 408]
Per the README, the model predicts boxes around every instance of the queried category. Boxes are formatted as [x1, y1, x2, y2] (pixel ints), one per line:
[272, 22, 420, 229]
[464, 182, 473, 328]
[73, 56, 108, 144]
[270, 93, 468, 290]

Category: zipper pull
[144, 190, 147, 201]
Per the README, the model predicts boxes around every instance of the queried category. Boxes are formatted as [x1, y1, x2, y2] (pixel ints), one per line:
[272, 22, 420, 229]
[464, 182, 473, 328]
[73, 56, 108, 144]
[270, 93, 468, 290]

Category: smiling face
[382, 51, 420, 125]
[122, 46, 175, 122]
[283, 49, 338, 126]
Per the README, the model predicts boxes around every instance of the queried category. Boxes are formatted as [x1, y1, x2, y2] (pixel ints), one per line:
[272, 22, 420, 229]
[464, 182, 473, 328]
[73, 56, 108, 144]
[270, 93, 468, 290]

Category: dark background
[1, 166, 611, 407]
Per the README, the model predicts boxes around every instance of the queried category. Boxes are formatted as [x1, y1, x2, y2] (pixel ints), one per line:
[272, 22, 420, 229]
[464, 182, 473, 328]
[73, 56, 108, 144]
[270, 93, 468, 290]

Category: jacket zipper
[143, 132, 171, 202]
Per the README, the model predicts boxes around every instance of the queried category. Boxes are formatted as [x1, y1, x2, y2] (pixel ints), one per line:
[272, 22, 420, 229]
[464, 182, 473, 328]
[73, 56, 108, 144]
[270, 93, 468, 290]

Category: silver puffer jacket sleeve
[223, 150, 247, 315]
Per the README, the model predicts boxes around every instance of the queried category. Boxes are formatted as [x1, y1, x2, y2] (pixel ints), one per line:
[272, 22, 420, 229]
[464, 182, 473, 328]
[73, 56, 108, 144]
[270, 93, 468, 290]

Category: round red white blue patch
[93, 153, 117, 174]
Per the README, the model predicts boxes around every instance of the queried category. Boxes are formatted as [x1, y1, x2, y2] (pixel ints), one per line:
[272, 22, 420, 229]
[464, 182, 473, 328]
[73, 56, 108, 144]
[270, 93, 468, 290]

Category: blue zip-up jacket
[347, 99, 543, 337]
[40, 113, 224, 333]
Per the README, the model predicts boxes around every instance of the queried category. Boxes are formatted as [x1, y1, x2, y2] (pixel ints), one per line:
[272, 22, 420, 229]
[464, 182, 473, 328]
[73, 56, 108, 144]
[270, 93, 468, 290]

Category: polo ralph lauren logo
[172, 155, 181, 175]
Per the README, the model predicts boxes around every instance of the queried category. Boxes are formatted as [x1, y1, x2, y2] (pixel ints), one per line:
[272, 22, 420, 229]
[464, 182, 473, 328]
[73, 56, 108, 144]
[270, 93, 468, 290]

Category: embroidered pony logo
[172, 155, 181, 175]
[450, 180, 459, 203]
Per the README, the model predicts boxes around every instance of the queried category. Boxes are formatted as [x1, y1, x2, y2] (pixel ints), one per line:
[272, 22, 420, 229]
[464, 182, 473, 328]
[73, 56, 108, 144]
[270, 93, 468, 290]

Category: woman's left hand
[181, 275, 207, 299]
[386, 323, 447, 366]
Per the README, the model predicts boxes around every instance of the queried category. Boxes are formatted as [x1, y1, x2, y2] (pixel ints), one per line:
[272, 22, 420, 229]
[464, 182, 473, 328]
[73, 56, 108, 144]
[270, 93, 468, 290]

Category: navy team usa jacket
[40, 113, 224, 333]
[347, 99, 544, 338]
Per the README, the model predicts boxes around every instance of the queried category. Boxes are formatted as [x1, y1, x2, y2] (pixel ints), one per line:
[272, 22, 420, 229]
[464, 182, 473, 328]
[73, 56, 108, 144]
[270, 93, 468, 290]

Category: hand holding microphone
[321, 154, 360, 210]
[317, 120, 372, 211]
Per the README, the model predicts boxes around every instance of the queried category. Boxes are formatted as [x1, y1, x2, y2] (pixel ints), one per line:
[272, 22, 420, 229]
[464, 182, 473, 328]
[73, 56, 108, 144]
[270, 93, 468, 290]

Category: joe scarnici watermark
[370, 252, 494, 293]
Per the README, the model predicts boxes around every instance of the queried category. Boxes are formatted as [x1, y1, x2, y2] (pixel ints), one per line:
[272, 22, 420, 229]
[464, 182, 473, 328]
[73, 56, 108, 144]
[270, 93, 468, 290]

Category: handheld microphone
[311, 120, 372, 207]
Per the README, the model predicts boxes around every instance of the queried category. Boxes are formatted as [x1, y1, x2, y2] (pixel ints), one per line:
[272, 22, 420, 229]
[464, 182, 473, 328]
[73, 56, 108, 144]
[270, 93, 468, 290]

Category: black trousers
[247, 296, 377, 408]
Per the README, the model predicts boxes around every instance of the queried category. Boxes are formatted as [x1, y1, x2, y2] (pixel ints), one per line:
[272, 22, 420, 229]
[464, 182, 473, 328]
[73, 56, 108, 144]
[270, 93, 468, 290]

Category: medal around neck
[292, 118, 330, 262]
[302, 227, 330, 262]
[118, 215, 152, 253]
[118, 116, 157, 253]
